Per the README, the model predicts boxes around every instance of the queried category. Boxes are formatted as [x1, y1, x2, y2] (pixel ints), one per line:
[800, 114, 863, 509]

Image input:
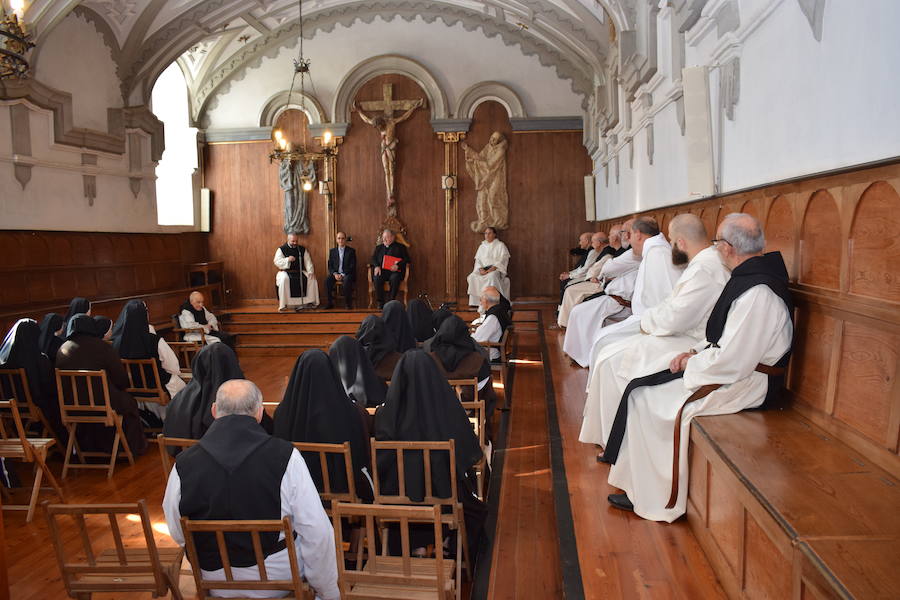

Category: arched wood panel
[765, 196, 795, 277]
[788, 309, 834, 412]
[848, 181, 900, 302]
[700, 206, 719, 238]
[739, 199, 759, 219]
[799, 190, 841, 289]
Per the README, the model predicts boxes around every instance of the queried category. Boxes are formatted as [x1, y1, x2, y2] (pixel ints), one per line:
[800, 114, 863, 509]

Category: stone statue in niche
[353, 83, 425, 217]
[279, 157, 316, 234]
[462, 131, 509, 232]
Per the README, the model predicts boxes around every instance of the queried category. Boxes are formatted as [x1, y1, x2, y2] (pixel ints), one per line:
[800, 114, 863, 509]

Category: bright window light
[151, 62, 197, 226]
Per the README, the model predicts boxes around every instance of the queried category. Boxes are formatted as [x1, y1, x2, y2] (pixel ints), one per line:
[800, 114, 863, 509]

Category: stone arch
[332, 54, 449, 123]
[259, 90, 327, 127]
[455, 81, 526, 119]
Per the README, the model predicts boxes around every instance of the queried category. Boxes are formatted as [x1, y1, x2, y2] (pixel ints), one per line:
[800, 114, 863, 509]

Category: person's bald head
[715, 213, 766, 270]
[189, 291, 205, 311]
[479, 286, 501, 312]
[578, 232, 592, 249]
[212, 379, 264, 422]
[668, 214, 709, 265]
[591, 231, 609, 251]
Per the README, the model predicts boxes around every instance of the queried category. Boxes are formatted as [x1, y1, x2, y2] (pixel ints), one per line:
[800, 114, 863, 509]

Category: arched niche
[740, 199, 759, 219]
[259, 91, 327, 127]
[765, 196, 795, 278]
[799, 189, 841, 289]
[455, 81, 526, 119]
[273, 109, 317, 153]
[332, 54, 448, 123]
[700, 206, 719, 238]
[849, 181, 900, 301]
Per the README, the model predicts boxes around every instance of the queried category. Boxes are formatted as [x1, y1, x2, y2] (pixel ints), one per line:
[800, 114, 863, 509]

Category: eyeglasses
[711, 238, 732, 247]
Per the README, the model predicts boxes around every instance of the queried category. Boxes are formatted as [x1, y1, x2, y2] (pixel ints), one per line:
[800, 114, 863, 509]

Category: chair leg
[116, 416, 135, 466]
[62, 423, 77, 479]
[107, 428, 122, 480]
[164, 561, 184, 600]
[35, 449, 65, 502]
[25, 461, 43, 523]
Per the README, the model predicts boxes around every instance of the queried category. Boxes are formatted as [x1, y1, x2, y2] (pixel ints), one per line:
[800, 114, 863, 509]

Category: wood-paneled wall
[597, 162, 900, 470]
[203, 76, 593, 303]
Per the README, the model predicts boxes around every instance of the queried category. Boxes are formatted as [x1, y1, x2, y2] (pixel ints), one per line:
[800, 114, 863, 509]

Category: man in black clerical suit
[325, 231, 356, 309]
[370, 229, 410, 308]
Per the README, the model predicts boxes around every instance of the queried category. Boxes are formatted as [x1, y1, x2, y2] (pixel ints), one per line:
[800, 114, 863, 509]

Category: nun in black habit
[374, 350, 486, 557]
[355, 315, 401, 380]
[56, 314, 147, 456]
[329, 335, 387, 409]
[431, 307, 453, 333]
[406, 298, 434, 343]
[274, 349, 373, 501]
[38, 313, 65, 365]
[0, 319, 65, 443]
[92, 316, 112, 340]
[63, 297, 91, 329]
[382, 300, 417, 352]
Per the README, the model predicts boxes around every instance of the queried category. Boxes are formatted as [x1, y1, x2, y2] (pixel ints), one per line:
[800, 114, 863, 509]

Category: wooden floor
[2, 303, 726, 599]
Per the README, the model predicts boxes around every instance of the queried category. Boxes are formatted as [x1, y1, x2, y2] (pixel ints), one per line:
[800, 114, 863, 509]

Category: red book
[382, 255, 402, 270]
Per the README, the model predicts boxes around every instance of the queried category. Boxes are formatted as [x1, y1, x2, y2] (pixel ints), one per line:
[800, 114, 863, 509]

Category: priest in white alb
[274, 232, 320, 311]
[557, 231, 616, 327]
[579, 214, 730, 450]
[603, 214, 793, 522]
[467, 226, 511, 305]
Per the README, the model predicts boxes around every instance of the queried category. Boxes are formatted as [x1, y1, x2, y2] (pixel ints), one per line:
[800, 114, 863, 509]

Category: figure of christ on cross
[353, 83, 425, 216]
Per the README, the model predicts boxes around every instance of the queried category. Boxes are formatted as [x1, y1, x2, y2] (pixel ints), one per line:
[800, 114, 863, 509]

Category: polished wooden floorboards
[3, 304, 725, 599]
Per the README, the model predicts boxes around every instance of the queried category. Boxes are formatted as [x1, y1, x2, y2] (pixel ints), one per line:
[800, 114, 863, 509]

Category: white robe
[472, 313, 503, 361]
[274, 247, 319, 309]
[584, 234, 683, 371]
[467, 239, 511, 305]
[607, 285, 792, 522]
[562, 269, 638, 367]
[579, 246, 730, 447]
[179, 307, 223, 345]
[557, 254, 613, 327]
[141, 326, 185, 421]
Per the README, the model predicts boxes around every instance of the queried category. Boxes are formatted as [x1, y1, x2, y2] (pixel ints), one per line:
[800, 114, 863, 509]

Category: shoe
[607, 493, 633, 511]
[278, 307, 290, 312]
[324, 303, 334, 310]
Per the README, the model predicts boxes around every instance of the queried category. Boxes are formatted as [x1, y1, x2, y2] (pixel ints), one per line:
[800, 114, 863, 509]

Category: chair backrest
[370, 439, 457, 507]
[171, 313, 206, 343]
[0, 367, 43, 429]
[44, 499, 169, 597]
[167, 341, 201, 372]
[0, 398, 36, 461]
[181, 516, 312, 599]
[447, 377, 479, 403]
[460, 399, 486, 451]
[333, 502, 449, 599]
[156, 433, 199, 479]
[121, 358, 169, 406]
[55, 369, 115, 426]
[291, 441, 359, 507]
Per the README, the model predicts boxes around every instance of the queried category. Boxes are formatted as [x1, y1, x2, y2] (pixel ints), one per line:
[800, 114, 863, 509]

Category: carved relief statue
[462, 131, 509, 232]
[279, 158, 316, 234]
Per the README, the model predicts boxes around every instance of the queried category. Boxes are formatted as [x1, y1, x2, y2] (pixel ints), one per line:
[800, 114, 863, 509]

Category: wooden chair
[291, 441, 361, 513]
[370, 439, 468, 586]
[45, 499, 184, 599]
[476, 326, 513, 409]
[121, 358, 170, 408]
[367, 265, 411, 308]
[181, 516, 313, 600]
[0, 399, 65, 522]
[0, 367, 61, 447]
[333, 502, 455, 600]
[156, 434, 199, 479]
[166, 341, 202, 380]
[333, 278, 355, 308]
[55, 369, 135, 479]
[446, 377, 488, 498]
[171, 314, 206, 344]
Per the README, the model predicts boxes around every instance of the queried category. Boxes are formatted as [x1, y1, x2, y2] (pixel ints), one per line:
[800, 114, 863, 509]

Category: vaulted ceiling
[24, 0, 633, 110]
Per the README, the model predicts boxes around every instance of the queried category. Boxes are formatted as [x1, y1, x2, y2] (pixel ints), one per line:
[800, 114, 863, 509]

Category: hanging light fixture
[1, 0, 34, 80]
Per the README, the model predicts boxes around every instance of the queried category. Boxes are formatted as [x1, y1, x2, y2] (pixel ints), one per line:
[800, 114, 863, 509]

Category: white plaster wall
[33, 11, 121, 132]
[204, 15, 584, 128]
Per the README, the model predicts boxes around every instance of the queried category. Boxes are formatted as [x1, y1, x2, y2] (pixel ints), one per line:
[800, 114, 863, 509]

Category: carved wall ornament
[719, 56, 740, 121]
[462, 131, 509, 232]
[83, 174, 97, 206]
[646, 121, 654, 165]
[9, 103, 32, 189]
[455, 81, 527, 119]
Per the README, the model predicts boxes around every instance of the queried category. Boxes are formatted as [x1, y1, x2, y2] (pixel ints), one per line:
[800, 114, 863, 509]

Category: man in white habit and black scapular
[467, 226, 511, 306]
[274, 232, 320, 311]
[602, 213, 793, 522]
[580, 213, 730, 453]
[557, 231, 614, 327]
[178, 291, 234, 347]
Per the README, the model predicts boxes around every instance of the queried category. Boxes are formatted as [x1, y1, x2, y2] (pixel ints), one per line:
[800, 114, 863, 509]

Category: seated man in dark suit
[370, 229, 410, 308]
[325, 231, 356, 309]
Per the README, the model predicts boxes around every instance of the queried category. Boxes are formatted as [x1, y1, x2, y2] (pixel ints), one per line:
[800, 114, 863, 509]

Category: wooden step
[227, 322, 364, 334]
[236, 344, 328, 357]
[235, 332, 352, 345]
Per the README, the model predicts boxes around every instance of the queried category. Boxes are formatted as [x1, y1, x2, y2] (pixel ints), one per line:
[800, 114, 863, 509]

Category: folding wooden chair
[171, 314, 206, 344]
[122, 358, 170, 407]
[370, 439, 468, 588]
[447, 377, 488, 499]
[0, 367, 60, 447]
[476, 326, 513, 409]
[166, 341, 202, 380]
[291, 441, 361, 514]
[55, 369, 135, 479]
[0, 399, 64, 522]
[45, 499, 184, 599]
[368, 265, 411, 308]
[333, 502, 455, 600]
[181, 516, 313, 599]
[156, 434, 199, 480]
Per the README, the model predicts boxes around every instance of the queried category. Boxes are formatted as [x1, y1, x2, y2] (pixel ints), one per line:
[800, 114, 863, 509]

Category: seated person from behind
[163, 379, 339, 600]
[179, 291, 234, 347]
[370, 229, 410, 308]
[472, 286, 511, 361]
[355, 315, 401, 381]
[274, 232, 320, 311]
[466, 226, 511, 307]
[324, 231, 356, 309]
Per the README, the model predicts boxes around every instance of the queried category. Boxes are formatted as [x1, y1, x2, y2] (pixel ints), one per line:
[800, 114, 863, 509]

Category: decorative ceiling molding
[332, 54, 448, 123]
[260, 90, 328, 126]
[455, 81, 527, 119]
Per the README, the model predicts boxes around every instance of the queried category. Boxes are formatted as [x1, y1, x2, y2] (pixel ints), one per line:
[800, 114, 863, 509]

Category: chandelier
[1, 1, 34, 80]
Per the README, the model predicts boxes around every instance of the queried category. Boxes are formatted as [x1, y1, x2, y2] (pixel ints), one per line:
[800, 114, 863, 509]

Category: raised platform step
[236, 332, 356, 345]
[227, 322, 366, 334]
[236, 344, 329, 357]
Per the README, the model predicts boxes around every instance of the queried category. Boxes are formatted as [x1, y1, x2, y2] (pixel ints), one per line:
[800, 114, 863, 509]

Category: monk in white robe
[274, 232, 320, 311]
[557, 232, 616, 327]
[605, 214, 793, 522]
[580, 214, 730, 448]
[467, 227, 511, 305]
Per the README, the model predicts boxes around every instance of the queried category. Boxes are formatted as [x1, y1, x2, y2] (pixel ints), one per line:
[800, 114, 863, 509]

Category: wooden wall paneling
[743, 513, 793, 599]
[848, 181, 900, 302]
[799, 190, 841, 289]
[706, 463, 743, 580]
[765, 195, 797, 279]
[688, 444, 708, 525]
[788, 307, 835, 413]
[700, 205, 719, 238]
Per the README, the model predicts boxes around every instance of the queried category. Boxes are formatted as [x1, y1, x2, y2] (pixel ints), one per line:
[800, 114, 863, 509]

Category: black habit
[355, 315, 401, 380]
[407, 298, 434, 343]
[38, 313, 65, 364]
[278, 243, 308, 298]
[329, 335, 387, 408]
[382, 300, 417, 352]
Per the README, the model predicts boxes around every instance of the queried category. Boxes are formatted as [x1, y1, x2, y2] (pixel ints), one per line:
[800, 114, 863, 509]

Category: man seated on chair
[370, 229, 410, 309]
[163, 379, 339, 600]
[274, 232, 320, 312]
[324, 231, 356, 309]
[471, 286, 511, 361]
[178, 291, 234, 347]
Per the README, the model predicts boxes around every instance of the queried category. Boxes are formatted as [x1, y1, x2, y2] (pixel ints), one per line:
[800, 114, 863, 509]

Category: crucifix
[353, 83, 426, 217]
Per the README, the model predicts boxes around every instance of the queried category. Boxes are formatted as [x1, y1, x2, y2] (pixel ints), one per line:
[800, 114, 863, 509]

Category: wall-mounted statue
[279, 158, 316, 235]
[462, 132, 509, 232]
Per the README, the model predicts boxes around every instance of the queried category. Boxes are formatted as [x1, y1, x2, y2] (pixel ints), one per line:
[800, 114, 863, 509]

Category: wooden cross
[359, 83, 420, 118]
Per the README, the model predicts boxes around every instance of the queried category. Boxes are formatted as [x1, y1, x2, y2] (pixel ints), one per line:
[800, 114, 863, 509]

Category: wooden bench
[686, 409, 900, 599]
